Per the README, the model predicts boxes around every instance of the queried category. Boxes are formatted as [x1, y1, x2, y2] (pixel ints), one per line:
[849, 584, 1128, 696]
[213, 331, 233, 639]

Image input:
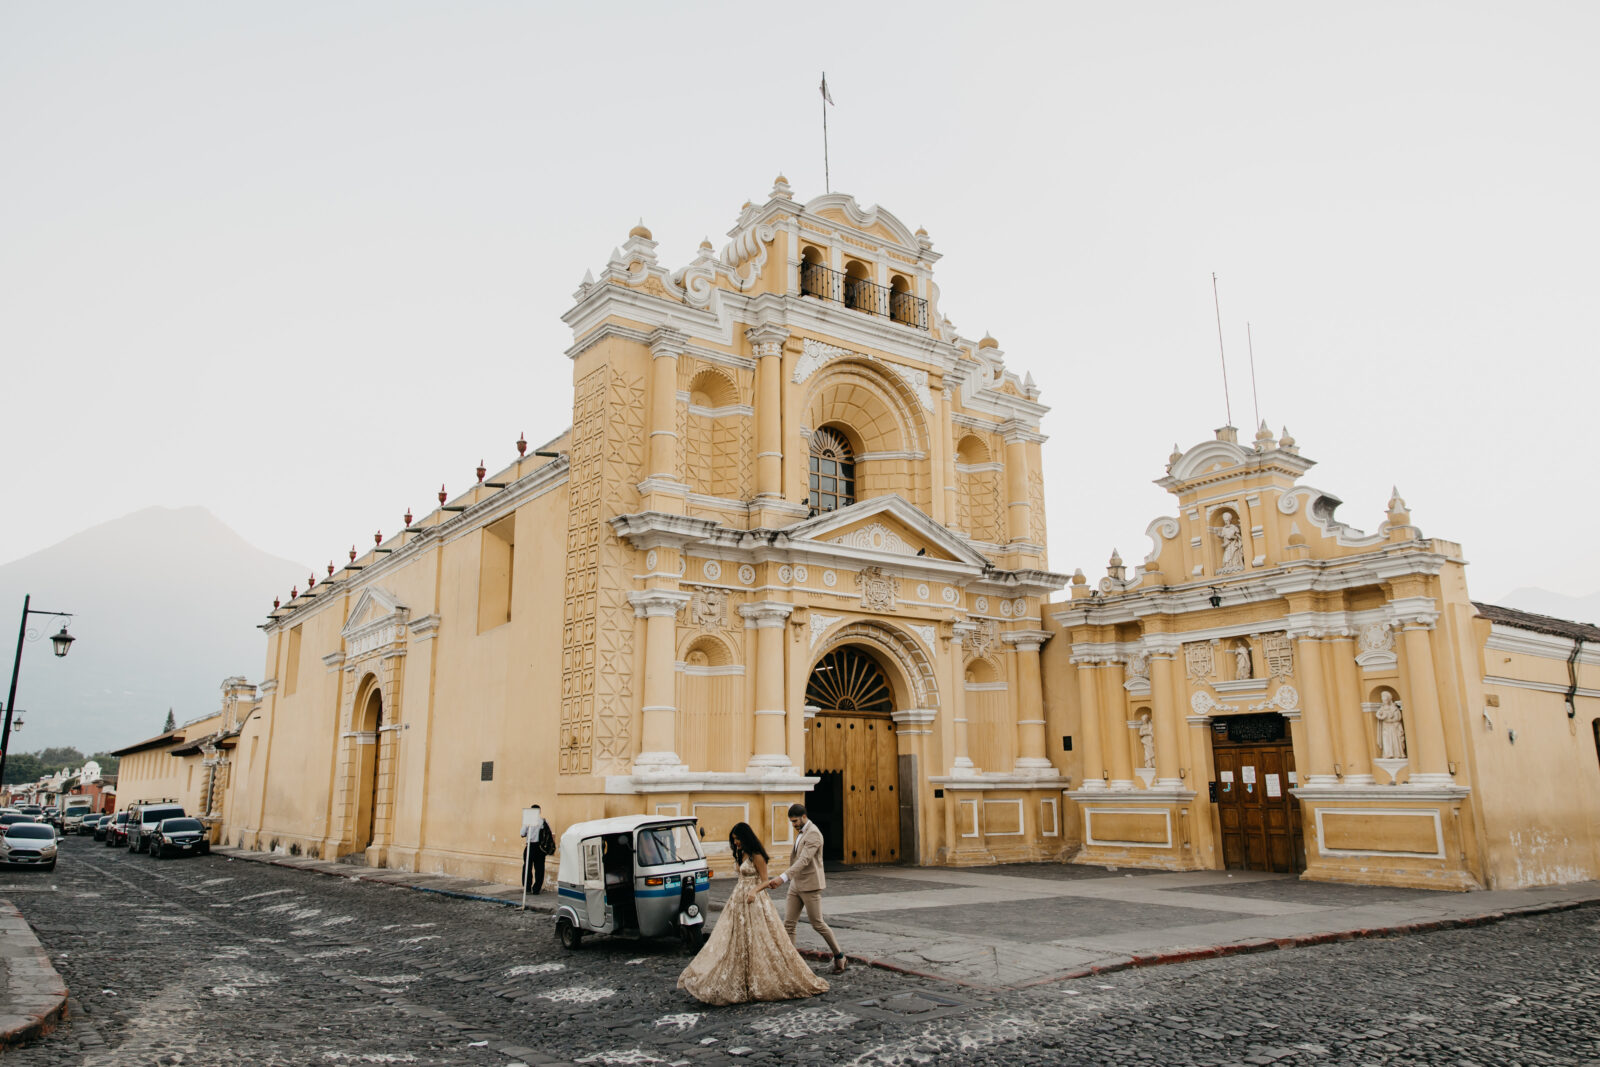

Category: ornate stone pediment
[785, 495, 992, 568]
[342, 586, 410, 661]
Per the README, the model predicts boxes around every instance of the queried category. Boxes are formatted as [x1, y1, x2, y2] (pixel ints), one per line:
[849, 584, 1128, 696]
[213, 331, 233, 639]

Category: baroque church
[214, 180, 1600, 891]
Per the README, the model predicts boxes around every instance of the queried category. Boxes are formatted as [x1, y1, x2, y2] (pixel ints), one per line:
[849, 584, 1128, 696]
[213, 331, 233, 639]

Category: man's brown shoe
[830, 956, 847, 974]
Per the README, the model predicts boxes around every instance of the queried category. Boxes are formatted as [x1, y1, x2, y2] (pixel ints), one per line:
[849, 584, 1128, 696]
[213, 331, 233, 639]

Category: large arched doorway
[354, 684, 383, 853]
[803, 645, 901, 864]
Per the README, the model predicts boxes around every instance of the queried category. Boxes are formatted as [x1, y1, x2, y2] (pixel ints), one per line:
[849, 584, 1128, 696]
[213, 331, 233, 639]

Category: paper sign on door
[1219, 770, 1234, 783]
[1240, 765, 1257, 785]
[1265, 773, 1282, 797]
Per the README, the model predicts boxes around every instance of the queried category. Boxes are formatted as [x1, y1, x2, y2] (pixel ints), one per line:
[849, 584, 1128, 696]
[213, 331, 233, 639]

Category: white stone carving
[702, 560, 722, 581]
[1249, 684, 1300, 714]
[777, 565, 793, 583]
[793, 338, 850, 385]
[975, 596, 989, 614]
[910, 624, 937, 652]
[1137, 712, 1155, 769]
[968, 618, 998, 657]
[689, 586, 728, 630]
[829, 522, 914, 555]
[941, 587, 958, 604]
[1145, 516, 1180, 563]
[809, 613, 841, 649]
[793, 565, 808, 583]
[645, 550, 658, 571]
[1000, 599, 1013, 617]
[857, 566, 897, 612]
[1234, 641, 1253, 679]
[1126, 651, 1150, 680]
[1376, 692, 1407, 759]
[1012, 598, 1027, 617]
[791, 338, 933, 411]
[738, 564, 756, 586]
[822, 570, 837, 588]
[1190, 691, 1237, 717]
[1211, 509, 1245, 574]
[916, 583, 931, 600]
[1263, 633, 1294, 678]
[1184, 643, 1215, 680]
[1357, 622, 1399, 669]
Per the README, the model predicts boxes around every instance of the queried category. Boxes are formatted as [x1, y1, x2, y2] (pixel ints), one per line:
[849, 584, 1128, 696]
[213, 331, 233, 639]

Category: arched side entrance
[803, 644, 902, 865]
[353, 683, 384, 853]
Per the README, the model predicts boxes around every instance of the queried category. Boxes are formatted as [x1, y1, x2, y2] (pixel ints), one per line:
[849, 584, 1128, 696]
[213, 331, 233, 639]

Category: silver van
[127, 803, 185, 853]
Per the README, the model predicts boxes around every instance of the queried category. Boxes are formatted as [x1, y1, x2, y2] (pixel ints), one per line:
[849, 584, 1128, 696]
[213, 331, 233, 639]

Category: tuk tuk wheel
[557, 917, 583, 951]
[680, 922, 704, 953]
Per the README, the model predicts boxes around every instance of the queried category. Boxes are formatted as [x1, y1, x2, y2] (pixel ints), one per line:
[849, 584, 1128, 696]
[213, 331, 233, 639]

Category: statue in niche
[1137, 712, 1155, 769]
[1375, 692, 1407, 759]
[1234, 641, 1253, 679]
[1211, 510, 1245, 575]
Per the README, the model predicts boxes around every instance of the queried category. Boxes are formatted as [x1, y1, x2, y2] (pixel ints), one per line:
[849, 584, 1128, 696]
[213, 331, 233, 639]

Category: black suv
[127, 803, 185, 853]
[148, 817, 210, 859]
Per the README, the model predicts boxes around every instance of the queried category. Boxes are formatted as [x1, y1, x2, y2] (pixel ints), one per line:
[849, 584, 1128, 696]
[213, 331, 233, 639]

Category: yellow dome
[978, 333, 999, 350]
[629, 219, 653, 240]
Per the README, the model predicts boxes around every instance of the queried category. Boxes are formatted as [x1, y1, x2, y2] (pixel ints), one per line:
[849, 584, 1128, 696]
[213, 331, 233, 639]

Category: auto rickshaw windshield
[636, 825, 703, 866]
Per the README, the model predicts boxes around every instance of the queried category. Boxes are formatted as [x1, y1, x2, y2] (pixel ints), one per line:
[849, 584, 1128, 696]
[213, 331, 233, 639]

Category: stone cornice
[739, 601, 794, 626]
[608, 511, 722, 552]
[1291, 782, 1471, 803]
[1002, 629, 1051, 652]
[629, 590, 691, 618]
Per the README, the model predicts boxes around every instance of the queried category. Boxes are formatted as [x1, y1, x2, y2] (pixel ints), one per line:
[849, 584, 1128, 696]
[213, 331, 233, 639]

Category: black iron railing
[800, 263, 929, 330]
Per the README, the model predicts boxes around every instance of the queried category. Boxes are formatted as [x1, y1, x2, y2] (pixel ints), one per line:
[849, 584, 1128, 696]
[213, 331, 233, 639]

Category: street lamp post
[0, 594, 77, 789]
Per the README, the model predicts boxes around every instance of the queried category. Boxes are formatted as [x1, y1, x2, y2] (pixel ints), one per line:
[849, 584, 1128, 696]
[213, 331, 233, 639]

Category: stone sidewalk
[202, 847, 1600, 990]
[0, 899, 68, 1048]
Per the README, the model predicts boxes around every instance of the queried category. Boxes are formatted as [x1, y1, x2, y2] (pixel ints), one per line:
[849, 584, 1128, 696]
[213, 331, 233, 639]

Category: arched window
[800, 245, 828, 299]
[809, 427, 855, 513]
[806, 647, 893, 713]
[844, 259, 873, 312]
[889, 274, 915, 324]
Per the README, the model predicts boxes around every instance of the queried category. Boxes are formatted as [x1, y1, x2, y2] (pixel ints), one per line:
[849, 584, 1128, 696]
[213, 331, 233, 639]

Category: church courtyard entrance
[1209, 713, 1305, 874]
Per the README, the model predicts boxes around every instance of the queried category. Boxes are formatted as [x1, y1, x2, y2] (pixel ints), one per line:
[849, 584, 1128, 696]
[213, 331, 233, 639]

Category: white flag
[820, 72, 834, 106]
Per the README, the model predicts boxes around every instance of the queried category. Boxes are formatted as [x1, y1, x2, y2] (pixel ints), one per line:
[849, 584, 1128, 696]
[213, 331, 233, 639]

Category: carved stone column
[1292, 633, 1339, 785]
[748, 324, 787, 501]
[1002, 427, 1035, 546]
[1328, 634, 1374, 783]
[629, 589, 691, 772]
[1073, 648, 1106, 791]
[1103, 658, 1134, 789]
[741, 601, 794, 771]
[647, 327, 686, 483]
[1398, 614, 1451, 783]
[1147, 643, 1183, 787]
[949, 622, 977, 775]
[1004, 629, 1052, 775]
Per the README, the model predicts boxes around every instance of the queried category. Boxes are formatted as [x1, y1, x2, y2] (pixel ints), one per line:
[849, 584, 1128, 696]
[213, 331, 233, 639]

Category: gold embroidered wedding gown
[677, 858, 830, 1005]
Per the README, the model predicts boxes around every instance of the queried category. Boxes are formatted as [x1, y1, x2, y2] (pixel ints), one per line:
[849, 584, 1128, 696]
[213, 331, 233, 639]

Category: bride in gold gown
[677, 822, 829, 1005]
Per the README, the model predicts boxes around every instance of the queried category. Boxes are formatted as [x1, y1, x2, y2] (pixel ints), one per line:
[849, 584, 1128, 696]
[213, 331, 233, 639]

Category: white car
[0, 823, 58, 871]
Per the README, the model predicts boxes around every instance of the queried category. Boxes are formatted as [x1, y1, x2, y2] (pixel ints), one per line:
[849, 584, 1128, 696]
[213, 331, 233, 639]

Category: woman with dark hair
[677, 821, 828, 1005]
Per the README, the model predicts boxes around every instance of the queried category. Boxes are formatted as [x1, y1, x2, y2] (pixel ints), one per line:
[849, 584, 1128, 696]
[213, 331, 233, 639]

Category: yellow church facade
[218, 183, 1600, 891]
[1043, 426, 1600, 890]
[223, 180, 1071, 882]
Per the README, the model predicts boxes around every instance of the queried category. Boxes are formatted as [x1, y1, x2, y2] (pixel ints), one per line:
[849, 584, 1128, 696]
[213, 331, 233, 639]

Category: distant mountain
[1492, 587, 1600, 628]
[0, 507, 304, 754]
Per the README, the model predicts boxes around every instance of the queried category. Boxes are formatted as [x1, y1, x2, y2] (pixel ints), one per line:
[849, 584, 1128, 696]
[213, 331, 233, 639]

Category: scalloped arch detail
[802, 194, 919, 249]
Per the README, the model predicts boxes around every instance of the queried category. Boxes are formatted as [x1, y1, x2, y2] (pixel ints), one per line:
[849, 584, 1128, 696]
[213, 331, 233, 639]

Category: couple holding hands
[677, 803, 847, 1006]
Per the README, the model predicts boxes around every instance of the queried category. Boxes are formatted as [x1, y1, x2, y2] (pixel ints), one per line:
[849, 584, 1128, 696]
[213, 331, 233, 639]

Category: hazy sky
[4, 2, 1597, 611]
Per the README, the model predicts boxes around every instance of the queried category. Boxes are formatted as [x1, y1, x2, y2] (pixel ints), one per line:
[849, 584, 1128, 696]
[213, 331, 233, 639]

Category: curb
[212, 847, 559, 914]
[0, 899, 69, 1049]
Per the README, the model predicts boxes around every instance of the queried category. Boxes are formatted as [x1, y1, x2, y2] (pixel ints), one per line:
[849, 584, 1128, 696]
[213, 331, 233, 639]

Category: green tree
[35, 746, 84, 772]
[2, 752, 44, 785]
[163, 708, 175, 732]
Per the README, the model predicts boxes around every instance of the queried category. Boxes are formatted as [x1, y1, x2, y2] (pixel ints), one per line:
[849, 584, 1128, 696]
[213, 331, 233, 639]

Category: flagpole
[1212, 272, 1233, 427]
[821, 71, 831, 194]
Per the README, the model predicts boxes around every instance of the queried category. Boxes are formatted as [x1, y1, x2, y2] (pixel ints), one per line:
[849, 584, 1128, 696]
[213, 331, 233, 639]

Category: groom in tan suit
[766, 802, 846, 974]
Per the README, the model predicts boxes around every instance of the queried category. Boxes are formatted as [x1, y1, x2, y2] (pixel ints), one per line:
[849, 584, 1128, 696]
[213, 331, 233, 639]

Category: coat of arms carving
[688, 586, 727, 629]
[1263, 632, 1294, 678]
[856, 566, 897, 612]
[1184, 642, 1215, 680]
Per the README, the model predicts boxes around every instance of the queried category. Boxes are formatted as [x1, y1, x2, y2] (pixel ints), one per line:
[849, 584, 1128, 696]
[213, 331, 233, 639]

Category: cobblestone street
[5, 837, 1599, 1066]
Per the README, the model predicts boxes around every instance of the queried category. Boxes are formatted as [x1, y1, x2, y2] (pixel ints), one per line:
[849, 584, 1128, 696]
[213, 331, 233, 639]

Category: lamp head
[50, 625, 75, 658]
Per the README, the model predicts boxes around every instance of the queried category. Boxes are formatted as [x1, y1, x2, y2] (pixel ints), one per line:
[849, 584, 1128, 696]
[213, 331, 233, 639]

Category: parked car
[148, 817, 210, 859]
[127, 803, 186, 853]
[105, 812, 130, 847]
[42, 807, 61, 828]
[15, 805, 41, 818]
[0, 813, 37, 828]
[89, 815, 110, 840]
[0, 822, 57, 871]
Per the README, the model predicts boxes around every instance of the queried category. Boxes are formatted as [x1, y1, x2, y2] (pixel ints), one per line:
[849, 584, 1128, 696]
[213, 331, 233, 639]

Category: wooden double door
[803, 713, 901, 865]
[1211, 733, 1306, 874]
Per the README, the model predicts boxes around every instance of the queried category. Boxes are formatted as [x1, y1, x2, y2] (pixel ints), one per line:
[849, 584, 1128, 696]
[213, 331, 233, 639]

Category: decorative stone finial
[628, 219, 653, 240]
[439, 485, 448, 505]
[699, 237, 714, 251]
[1255, 420, 1275, 447]
[405, 507, 413, 528]
[517, 432, 527, 456]
[273, 597, 280, 609]
[1169, 443, 1183, 466]
[1107, 549, 1125, 581]
[1072, 568, 1087, 586]
[1279, 426, 1297, 452]
[1215, 425, 1239, 444]
[477, 461, 487, 484]
[327, 561, 335, 576]
[770, 174, 793, 198]
[349, 545, 357, 562]
[978, 332, 999, 350]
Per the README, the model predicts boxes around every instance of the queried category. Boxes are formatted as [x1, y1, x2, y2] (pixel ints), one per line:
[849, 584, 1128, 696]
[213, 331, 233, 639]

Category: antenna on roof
[1247, 321, 1261, 431]
[819, 72, 835, 194]
[1211, 273, 1234, 427]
